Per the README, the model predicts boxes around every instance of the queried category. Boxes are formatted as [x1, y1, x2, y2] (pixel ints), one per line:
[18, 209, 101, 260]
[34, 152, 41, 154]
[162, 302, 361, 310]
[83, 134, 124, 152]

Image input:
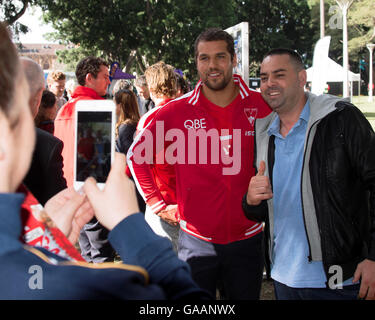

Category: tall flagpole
[367, 43, 375, 102]
[320, 0, 325, 39]
[335, 0, 354, 98]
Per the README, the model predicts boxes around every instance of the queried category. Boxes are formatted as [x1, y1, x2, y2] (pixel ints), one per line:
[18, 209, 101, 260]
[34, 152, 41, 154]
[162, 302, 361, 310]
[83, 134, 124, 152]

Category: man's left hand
[158, 204, 179, 226]
[44, 187, 95, 245]
[353, 259, 375, 300]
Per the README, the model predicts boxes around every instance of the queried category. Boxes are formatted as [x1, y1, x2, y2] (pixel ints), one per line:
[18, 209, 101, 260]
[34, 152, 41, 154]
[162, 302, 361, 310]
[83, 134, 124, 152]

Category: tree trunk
[135, 50, 147, 74]
[124, 50, 137, 73]
[5, 0, 29, 25]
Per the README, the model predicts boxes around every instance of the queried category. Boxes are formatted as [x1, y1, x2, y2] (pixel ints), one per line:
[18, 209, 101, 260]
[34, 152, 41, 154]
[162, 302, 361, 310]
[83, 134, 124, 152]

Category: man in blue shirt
[268, 100, 327, 288]
[243, 48, 375, 300]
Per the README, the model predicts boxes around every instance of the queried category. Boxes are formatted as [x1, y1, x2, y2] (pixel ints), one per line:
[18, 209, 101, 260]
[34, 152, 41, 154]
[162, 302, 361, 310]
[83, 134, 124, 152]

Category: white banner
[311, 36, 331, 95]
[225, 22, 249, 86]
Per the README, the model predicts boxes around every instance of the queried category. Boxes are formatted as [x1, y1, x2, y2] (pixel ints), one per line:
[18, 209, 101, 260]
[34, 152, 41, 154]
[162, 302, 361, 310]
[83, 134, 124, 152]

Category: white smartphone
[73, 100, 116, 191]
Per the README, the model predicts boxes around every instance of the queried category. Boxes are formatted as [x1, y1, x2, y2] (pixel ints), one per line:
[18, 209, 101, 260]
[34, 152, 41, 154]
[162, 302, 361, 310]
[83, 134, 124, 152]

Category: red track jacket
[128, 75, 271, 244]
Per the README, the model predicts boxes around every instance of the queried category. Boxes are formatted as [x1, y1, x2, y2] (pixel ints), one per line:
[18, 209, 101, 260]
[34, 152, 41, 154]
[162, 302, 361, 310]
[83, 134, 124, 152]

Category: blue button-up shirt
[268, 101, 328, 288]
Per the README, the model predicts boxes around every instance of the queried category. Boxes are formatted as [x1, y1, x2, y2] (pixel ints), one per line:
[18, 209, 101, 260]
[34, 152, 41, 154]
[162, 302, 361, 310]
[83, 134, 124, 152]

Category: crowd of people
[0, 21, 374, 301]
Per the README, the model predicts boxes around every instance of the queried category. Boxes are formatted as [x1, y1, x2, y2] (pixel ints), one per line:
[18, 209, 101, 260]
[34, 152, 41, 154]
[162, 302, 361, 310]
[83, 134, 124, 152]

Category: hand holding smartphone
[83, 152, 140, 231]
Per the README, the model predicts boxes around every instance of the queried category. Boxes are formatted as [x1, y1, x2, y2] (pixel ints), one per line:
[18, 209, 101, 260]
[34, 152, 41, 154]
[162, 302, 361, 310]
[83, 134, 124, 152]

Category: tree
[33, 0, 239, 78]
[236, 0, 315, 68]
[32, 0, 316, 79]
[308, 0, 375, 69]
[56, 46, 99, 72]
[348, 0, 375, 52]
[0, 0, 31, 38]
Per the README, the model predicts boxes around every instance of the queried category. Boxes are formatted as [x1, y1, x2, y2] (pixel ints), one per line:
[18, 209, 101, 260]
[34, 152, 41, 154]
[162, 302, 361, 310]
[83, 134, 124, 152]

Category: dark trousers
[273, 280, 361, 300]
[187, 232, 264, 300]
[78, 218, 116, 263]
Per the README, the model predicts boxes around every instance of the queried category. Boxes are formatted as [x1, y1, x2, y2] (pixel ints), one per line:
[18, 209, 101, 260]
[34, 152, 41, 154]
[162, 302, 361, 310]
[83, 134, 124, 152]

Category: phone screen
[76, 111, 112, 183]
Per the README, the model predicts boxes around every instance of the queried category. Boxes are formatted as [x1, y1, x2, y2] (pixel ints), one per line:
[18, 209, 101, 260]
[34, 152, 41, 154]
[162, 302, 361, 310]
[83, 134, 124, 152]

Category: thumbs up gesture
[246, 160, 273, 206]
[257, 160, 266, 176]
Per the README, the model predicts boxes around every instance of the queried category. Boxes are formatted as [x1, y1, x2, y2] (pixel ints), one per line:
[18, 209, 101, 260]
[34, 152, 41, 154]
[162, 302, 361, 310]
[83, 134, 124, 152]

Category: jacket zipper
[300, 119, 320, 262]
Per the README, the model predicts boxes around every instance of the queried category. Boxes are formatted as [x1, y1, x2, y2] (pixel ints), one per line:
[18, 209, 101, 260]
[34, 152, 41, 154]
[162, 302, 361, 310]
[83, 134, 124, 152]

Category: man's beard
[261, 87, 285, 112]
[201, 70, 232, 91]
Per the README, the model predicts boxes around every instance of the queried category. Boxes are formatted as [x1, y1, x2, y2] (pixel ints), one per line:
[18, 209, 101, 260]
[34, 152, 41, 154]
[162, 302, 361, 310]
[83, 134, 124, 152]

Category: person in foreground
[243, 48, 375, 300]
[0, 22, 210, 300]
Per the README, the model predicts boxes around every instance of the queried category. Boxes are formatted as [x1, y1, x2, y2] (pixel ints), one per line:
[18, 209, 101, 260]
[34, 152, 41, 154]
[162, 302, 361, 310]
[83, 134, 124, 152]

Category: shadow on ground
[260, 279, 275, 300]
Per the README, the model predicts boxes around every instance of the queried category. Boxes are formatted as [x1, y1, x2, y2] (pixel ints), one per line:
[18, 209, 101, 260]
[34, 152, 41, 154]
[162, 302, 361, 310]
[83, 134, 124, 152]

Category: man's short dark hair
[263, 48, 304, 71]
[75, 56, 109, 86]
[40, 90, 56, 109]
[194, 28, 235, 61]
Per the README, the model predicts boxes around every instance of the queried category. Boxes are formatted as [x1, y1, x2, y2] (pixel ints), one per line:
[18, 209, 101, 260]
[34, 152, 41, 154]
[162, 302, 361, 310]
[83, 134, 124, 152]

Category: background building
[17, 43, 68, 71]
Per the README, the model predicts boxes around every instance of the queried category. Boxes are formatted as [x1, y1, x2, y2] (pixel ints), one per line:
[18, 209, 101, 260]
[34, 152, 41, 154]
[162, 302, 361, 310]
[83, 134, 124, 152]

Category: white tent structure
[306, 57, 361, 98]
[306, 57, 360, 82]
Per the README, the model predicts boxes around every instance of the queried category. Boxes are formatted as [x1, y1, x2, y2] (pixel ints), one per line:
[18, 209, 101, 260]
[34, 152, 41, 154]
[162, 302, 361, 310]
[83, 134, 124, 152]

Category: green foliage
[31, 0, 237, 78]
[308, 0, 375, 73]
[0, 0, 31, 40]
[236, 0, 315, 72]
[30, 0, 315, 80]
[56, 46, 99, 72]
[308, 0, 344, 64]
[348, 0, 375, 52]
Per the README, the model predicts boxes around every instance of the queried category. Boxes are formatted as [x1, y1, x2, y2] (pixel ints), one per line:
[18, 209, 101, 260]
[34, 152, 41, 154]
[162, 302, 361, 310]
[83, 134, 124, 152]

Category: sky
[17, 6, 57, 43]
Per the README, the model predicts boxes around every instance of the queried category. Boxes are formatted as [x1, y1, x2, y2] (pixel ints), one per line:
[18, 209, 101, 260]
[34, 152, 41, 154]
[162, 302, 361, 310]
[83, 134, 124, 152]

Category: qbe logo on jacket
[184, 118, 207, 130]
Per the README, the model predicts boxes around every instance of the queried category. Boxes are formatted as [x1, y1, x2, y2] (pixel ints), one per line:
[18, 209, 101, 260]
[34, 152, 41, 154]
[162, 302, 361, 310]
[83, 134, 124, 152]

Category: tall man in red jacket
[54, 57, 114, 263]
[128, 28, 271, 299]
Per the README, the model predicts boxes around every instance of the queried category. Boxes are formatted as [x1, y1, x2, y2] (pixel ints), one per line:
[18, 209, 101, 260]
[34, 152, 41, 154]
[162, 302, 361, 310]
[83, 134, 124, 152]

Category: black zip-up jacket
[242, 92, 375, 284]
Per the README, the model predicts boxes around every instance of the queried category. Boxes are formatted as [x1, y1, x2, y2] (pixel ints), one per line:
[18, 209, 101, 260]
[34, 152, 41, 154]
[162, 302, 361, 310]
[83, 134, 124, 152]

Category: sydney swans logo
[244, 108, 258, 126]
